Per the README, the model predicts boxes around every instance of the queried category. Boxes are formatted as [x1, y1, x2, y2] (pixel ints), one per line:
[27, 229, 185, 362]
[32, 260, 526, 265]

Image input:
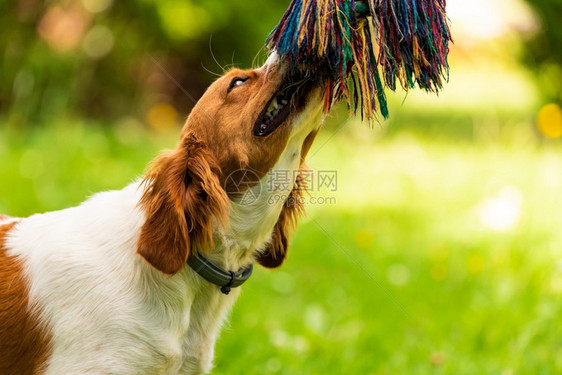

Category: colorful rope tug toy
[266, 0, 452, 121]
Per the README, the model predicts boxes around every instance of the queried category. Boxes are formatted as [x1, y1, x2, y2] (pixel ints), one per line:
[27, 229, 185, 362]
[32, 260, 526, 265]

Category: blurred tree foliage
[2, 0, 561, 127]
[522, 0, 562, 102]
[1, 0, 288, 126]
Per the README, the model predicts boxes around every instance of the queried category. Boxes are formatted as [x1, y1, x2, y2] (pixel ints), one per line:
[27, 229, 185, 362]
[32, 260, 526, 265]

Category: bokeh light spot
[115, 117, 144, 145]
[271, 271, 295, 294]
[83, 25, 114, 59]
[82, 0, 113, 14]
[430, 351, 446, 367]
[537, 103, 562, 139]
[354, 229, 374, 248]
[386, 263, 411, 286]
[467, 254, 485, 274]
[431, 263, 448, 282]
[147, 103, 178, 132]
[157, 2, 211, 40]
[265, 358, 282, 372]
[269, 330, 289, 348]
[304, 304, 326, 333]
[478, 187, 523, 232]
[550, 274, 562, 294]
[37, 6, 89, 52]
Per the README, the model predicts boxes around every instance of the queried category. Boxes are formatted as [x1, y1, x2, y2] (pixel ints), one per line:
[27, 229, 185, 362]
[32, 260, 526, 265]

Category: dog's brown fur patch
[0, 221, 52, 374]
[138, 133, 230, 275]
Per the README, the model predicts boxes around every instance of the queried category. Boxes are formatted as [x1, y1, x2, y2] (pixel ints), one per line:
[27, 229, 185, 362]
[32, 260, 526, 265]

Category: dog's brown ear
[257, 172, 307, 268]
[138, 133, 230, 275]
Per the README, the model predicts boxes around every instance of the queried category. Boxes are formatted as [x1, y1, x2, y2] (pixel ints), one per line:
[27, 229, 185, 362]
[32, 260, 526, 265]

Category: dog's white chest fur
[7, 183, 238, 374]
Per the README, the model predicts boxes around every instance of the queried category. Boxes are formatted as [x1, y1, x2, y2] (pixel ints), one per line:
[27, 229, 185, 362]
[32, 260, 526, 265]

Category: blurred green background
[1, 0, 562, 374]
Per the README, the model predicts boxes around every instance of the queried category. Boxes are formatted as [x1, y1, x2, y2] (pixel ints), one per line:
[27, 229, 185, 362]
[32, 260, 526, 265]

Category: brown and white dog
[0, 54, 324, 374]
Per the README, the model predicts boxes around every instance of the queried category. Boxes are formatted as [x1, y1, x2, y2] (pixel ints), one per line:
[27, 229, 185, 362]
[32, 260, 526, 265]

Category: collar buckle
[187, 253, 253, 294]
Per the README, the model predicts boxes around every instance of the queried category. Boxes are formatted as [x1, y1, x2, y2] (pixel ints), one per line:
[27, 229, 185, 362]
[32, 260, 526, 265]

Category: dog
[0, 54, 324, 374]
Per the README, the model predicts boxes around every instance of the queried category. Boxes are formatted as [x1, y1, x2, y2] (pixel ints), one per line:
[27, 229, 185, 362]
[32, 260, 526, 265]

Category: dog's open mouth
[254, 79, 312, 137]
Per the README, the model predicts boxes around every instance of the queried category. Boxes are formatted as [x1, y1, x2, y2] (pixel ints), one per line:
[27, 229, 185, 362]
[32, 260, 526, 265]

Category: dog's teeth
[263, 93, 290, 124]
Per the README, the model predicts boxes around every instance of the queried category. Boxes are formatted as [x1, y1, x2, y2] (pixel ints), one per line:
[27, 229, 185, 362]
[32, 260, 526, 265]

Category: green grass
[1, 121, 561, 374]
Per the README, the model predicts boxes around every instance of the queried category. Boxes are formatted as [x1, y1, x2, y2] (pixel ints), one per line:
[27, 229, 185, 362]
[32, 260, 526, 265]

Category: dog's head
[138, 55, 324, 275]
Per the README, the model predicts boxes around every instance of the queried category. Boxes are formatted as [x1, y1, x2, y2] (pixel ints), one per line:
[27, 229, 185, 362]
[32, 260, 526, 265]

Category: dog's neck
[208, 156, 300, 271]
[205, 102, 324, 272]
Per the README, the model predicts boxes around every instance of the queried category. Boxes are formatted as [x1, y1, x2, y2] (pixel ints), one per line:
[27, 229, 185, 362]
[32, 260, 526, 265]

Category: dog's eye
[228, 76, 249, 93]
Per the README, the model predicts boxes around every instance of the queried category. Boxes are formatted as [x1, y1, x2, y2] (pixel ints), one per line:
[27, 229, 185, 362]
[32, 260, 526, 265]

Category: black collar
[186, 253, 253, 295]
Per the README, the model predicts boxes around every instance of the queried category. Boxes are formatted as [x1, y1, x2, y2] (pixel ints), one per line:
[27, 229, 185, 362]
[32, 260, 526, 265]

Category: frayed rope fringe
[266, 0, 452, 121]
